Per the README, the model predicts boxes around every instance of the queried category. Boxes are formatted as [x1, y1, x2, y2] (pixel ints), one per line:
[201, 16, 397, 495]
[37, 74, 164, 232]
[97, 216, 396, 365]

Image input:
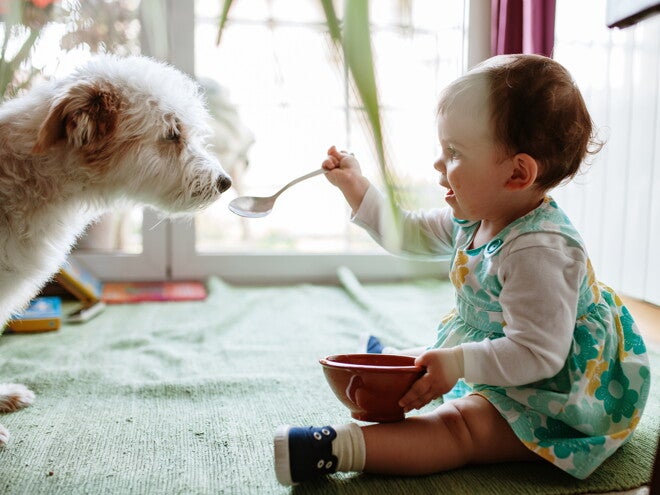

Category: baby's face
[434, 103, 513, 222]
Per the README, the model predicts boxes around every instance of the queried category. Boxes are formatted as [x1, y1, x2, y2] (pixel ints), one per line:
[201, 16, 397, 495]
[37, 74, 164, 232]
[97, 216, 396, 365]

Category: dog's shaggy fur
[0, 55, 232, 445]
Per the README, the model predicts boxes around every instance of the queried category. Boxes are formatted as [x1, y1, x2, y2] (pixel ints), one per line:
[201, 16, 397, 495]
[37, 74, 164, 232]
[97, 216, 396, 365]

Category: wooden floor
[621, 296, 660, 348]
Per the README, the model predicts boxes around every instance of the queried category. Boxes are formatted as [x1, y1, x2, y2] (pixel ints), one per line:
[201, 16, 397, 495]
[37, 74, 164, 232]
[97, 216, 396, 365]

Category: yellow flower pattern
[450, 250, 469, 288]
[527, 443, 556, 464]
[586, 259, 601, 304]
[586, 357, 609, 397]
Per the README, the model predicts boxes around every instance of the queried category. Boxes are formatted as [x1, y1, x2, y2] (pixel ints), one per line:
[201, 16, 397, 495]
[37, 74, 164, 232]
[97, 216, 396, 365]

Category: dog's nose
[217, 175, 232, 193]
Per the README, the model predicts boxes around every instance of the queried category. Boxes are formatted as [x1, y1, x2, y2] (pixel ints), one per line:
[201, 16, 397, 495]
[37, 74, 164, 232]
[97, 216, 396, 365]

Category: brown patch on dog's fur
[160, 113, 186, 155]
[33, 82, 122, 165]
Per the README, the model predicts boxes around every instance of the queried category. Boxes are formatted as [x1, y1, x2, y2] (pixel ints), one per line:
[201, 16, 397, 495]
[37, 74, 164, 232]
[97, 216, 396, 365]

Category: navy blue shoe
[357, 334, 384, 354]
[274, 425, 337, 485]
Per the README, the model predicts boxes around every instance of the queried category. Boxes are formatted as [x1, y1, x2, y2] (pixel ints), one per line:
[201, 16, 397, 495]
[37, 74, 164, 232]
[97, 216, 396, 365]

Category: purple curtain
[491, 0, 556, 57]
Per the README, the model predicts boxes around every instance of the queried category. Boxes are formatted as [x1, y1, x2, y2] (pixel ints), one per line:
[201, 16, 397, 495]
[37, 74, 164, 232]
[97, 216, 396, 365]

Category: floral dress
[435, 197, 651, 479]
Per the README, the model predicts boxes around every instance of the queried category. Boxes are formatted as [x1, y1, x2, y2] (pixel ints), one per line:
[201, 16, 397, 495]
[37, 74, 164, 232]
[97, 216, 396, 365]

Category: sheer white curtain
[553, 1, 660, 304]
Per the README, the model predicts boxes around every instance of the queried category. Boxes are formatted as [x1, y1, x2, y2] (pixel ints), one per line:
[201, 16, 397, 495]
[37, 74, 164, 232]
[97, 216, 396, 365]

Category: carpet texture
[0, 273, 657, 494]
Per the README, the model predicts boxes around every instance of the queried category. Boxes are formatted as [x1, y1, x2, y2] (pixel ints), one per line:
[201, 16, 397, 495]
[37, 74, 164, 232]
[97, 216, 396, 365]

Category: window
[170, 0, 475, 283]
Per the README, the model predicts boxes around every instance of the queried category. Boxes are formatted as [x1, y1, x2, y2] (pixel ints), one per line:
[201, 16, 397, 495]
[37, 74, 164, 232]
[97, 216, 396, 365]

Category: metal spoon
[228, 168, 328, 218]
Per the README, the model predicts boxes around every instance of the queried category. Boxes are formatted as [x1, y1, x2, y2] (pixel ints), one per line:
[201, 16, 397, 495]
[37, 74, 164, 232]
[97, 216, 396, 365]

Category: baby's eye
[446, 145, 459, 160]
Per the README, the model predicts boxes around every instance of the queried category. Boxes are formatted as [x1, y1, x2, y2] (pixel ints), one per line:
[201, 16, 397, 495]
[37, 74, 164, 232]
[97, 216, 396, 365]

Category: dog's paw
[0, 383, 35, 412]
[0, 423, 8, 446]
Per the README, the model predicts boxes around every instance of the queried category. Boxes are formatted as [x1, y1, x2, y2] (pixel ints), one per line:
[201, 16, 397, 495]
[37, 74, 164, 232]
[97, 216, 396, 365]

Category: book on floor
[7, 296, 62, 332]
[101, 281, 207, 303]
[40, 258, 106, 323]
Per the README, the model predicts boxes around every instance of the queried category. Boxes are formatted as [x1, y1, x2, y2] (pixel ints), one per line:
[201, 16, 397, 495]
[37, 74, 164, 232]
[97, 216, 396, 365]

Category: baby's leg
[363, 394, 537, 475]
[274, 394, 539, 485]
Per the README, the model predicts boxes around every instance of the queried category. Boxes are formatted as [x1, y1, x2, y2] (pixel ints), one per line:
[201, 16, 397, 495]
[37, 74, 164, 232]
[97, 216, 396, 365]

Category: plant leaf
[216, 0, 234, 45]
[319, 0, 341, 44]
[343, 0, 400, 248]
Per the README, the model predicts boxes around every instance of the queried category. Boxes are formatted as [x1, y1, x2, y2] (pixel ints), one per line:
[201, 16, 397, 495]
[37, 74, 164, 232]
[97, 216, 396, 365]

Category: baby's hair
[438, 54, 603, 190]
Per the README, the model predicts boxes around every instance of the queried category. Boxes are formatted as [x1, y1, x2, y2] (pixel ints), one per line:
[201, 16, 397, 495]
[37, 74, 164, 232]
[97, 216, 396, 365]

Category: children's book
[7, 296, 62, 332]
[102, 281, 207, 304]
[56, 258, 104, 306]
[40, 258, 106, 323]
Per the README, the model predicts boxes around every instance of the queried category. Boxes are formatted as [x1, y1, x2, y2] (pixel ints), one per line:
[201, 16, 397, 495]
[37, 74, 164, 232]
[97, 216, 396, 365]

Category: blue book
[8, 296, 62, 332]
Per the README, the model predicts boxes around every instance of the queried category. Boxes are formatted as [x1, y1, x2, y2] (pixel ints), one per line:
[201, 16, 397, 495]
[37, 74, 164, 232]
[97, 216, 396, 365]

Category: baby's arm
[463, 234, 586, 386]
[322, 146, 372, 213]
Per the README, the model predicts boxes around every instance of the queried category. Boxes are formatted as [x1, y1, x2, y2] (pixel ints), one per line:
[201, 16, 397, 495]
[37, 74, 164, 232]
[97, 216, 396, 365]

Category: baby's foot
[357, 334, 384, 354]
[274, 425, 338, 485]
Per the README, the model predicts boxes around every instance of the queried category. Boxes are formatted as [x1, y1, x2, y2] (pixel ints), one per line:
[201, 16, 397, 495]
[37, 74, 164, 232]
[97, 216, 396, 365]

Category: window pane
[194, 0, 464, 253]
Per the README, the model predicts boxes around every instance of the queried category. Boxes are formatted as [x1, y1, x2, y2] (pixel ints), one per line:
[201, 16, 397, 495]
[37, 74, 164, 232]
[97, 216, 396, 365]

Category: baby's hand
[322, 145, 361, 176]
[321, 145, 370, 212]
[398, 348, 464, 413]
[321, 145, 343, 170]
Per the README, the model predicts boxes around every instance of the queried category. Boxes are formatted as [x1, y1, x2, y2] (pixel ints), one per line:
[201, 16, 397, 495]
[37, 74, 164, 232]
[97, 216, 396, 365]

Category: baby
[273, 54, 651, 485]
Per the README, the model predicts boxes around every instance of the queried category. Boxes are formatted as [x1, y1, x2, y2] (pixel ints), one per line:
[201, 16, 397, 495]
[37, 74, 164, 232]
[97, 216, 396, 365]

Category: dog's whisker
[148, 217, 167, 231]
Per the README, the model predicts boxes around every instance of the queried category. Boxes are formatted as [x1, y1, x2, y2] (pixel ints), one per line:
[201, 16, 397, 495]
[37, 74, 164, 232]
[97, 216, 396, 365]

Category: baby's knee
[432, 396, 504, 461]
[431, 402, 478, 462]
[448, 395, 535, 464]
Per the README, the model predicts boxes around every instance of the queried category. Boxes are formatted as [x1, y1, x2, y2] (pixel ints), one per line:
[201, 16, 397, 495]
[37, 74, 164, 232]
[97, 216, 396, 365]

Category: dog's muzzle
[217, 175, 232, 193]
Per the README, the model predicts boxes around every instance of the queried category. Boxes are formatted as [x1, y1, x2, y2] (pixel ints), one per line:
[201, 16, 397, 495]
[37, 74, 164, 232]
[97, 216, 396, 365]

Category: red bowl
[319, 354, 424, 423]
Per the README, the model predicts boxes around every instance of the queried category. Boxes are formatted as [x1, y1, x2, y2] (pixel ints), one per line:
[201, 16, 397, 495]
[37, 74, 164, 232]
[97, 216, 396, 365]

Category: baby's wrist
[344, 177, 371, 213]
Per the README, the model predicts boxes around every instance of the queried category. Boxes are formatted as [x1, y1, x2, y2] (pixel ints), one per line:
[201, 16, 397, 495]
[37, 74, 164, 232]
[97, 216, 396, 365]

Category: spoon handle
[275, 168, 327, 197]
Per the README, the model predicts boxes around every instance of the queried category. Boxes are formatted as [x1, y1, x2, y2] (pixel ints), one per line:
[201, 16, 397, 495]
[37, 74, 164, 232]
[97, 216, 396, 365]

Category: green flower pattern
[437, 197, 651, 479]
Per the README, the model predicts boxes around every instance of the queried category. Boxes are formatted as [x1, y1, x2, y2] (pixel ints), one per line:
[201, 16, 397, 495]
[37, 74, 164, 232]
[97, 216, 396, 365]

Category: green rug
[0, 274, 657, 494]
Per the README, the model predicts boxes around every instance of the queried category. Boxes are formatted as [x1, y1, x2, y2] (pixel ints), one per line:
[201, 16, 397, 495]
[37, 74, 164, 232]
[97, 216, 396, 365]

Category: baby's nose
[216, 175, 232, 193]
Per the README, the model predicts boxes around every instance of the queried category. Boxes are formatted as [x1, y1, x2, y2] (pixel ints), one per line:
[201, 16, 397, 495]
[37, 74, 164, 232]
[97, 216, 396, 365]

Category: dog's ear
[33, 82, 121, 154]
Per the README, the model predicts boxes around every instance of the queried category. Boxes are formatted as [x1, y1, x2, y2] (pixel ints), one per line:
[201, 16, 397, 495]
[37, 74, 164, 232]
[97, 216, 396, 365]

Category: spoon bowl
[228, 168, 327, 218]
[228, 196, 274, 218]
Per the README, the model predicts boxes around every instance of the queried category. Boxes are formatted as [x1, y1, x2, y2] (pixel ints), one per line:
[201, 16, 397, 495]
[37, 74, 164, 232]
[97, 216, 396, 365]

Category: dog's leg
[0, 423, 8, 446]
[0, 384, 34, 447]
[0, 383, 35, 412]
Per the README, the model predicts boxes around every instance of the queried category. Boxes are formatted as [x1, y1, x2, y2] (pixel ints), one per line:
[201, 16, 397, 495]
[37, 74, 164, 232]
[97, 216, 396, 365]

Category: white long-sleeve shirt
[352, 185, 587, 387]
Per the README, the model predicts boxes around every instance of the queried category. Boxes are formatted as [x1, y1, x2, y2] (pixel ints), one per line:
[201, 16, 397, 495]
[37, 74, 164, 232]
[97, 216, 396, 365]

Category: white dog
[0, 55, 232, 445]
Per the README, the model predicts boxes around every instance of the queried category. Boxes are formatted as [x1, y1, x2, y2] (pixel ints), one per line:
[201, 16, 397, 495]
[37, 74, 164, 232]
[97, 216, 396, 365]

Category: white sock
[331, 423, 366, 472]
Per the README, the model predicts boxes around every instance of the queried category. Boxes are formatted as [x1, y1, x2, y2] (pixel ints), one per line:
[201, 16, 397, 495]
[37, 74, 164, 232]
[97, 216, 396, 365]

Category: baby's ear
[506, 153, 539, 190]
[33, 82, 121, 154]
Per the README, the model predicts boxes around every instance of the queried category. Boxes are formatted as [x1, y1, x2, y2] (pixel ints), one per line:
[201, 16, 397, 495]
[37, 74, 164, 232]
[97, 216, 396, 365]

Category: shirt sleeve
[351, 184, 455, 258]
[461, 233, 587, 386]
